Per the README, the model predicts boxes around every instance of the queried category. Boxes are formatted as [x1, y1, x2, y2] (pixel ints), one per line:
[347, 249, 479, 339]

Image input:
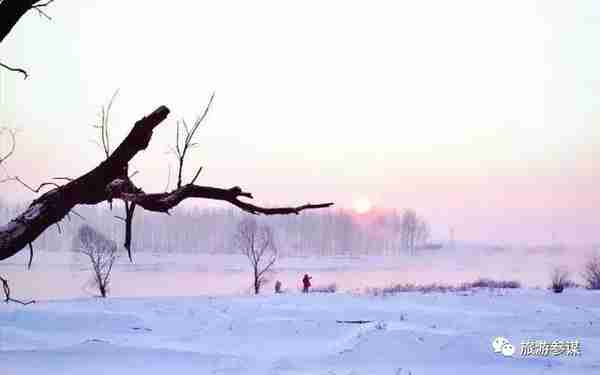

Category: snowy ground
[1, 290, 599, 374]
[1, 248, 599, 374]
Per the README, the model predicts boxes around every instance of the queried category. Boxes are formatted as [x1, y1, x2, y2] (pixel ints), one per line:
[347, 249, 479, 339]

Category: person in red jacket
[302, 273, 312, 293]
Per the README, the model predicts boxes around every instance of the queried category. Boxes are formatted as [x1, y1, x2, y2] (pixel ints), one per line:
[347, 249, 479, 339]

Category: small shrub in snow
[468, 278, 521, 289]
[549, 266, 572, 293]
[368, 283, 469, 295]
[582, 254, 600, 290]
[310, 283, 337, 293]
[368, 278, 521, 296]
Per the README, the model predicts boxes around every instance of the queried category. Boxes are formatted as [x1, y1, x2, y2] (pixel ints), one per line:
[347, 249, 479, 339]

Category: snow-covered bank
[2, 246, 599, 373]
[1, 246, 596, 300]
[1, 290, 599, 374]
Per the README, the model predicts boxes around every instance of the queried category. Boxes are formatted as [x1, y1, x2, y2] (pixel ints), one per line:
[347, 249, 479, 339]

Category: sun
[353, 197, 372, 214]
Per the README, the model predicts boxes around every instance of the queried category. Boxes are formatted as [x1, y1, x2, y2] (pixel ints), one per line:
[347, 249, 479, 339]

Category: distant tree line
[0, 200, 435, 257]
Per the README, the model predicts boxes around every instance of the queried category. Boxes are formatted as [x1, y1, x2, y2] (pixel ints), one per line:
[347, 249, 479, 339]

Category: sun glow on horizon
[353, 197, 373, 215]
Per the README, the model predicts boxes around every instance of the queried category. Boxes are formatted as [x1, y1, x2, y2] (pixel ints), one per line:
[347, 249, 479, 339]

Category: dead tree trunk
[0, 0, 41, 45]
[0, 106, 333, 262]
[0, 107, 169, 262]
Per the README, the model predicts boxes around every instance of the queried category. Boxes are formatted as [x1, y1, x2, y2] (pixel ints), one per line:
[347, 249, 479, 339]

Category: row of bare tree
[0, 200, 433, 257]
[71, 217, 276, 298]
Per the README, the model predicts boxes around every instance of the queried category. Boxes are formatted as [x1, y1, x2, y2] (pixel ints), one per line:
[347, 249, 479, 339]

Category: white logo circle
[501, 343, 515, 357]
[492, 336, 509, 353]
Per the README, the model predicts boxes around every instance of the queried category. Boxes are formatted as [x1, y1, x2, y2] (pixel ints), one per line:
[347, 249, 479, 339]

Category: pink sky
[0, 0, 598, 245]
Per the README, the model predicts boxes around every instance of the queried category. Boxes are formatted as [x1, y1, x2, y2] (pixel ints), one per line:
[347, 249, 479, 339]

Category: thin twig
[173, 92, 215, 188]
[0, 128, 16, 164]
[0, 176, 60, 192]
[30, 1, 55, 22]
[28, 243, 33, 269]
[70, 210, 86, 221]
[0, 275, 35, 305]
[0, 62, 28, 79]
[190, 166, 203, 185]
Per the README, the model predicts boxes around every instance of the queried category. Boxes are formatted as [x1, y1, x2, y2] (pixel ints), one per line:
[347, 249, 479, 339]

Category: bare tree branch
[0, 105, 170, 262]
[0, 275, 35, 305]
[27, 242, 33, 269]
[190, 166, 203, 185]
[0, 128, 16, 164]
[0, 61, 28, 79]
[30, 0, 54, 20]
[0, 104, 332, 263]
[173, 92, 214, 189]
[0, 0, 56, 78]
[92, 89, 119, 158]
[0, 176, 61, 193]
[70, 210, 86, 221]
[111, 182, 333, 216]
[122, 201, 136, 262]
[91, 90, 139, 262]
[0, 0, 54, 45]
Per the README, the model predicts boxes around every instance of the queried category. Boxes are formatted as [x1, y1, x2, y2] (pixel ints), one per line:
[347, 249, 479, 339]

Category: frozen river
[0, 247, 593, 300]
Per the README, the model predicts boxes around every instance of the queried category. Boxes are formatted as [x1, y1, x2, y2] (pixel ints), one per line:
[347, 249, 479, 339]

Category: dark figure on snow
[302, 273, 312, 293]
[274, 280, 282, 294]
